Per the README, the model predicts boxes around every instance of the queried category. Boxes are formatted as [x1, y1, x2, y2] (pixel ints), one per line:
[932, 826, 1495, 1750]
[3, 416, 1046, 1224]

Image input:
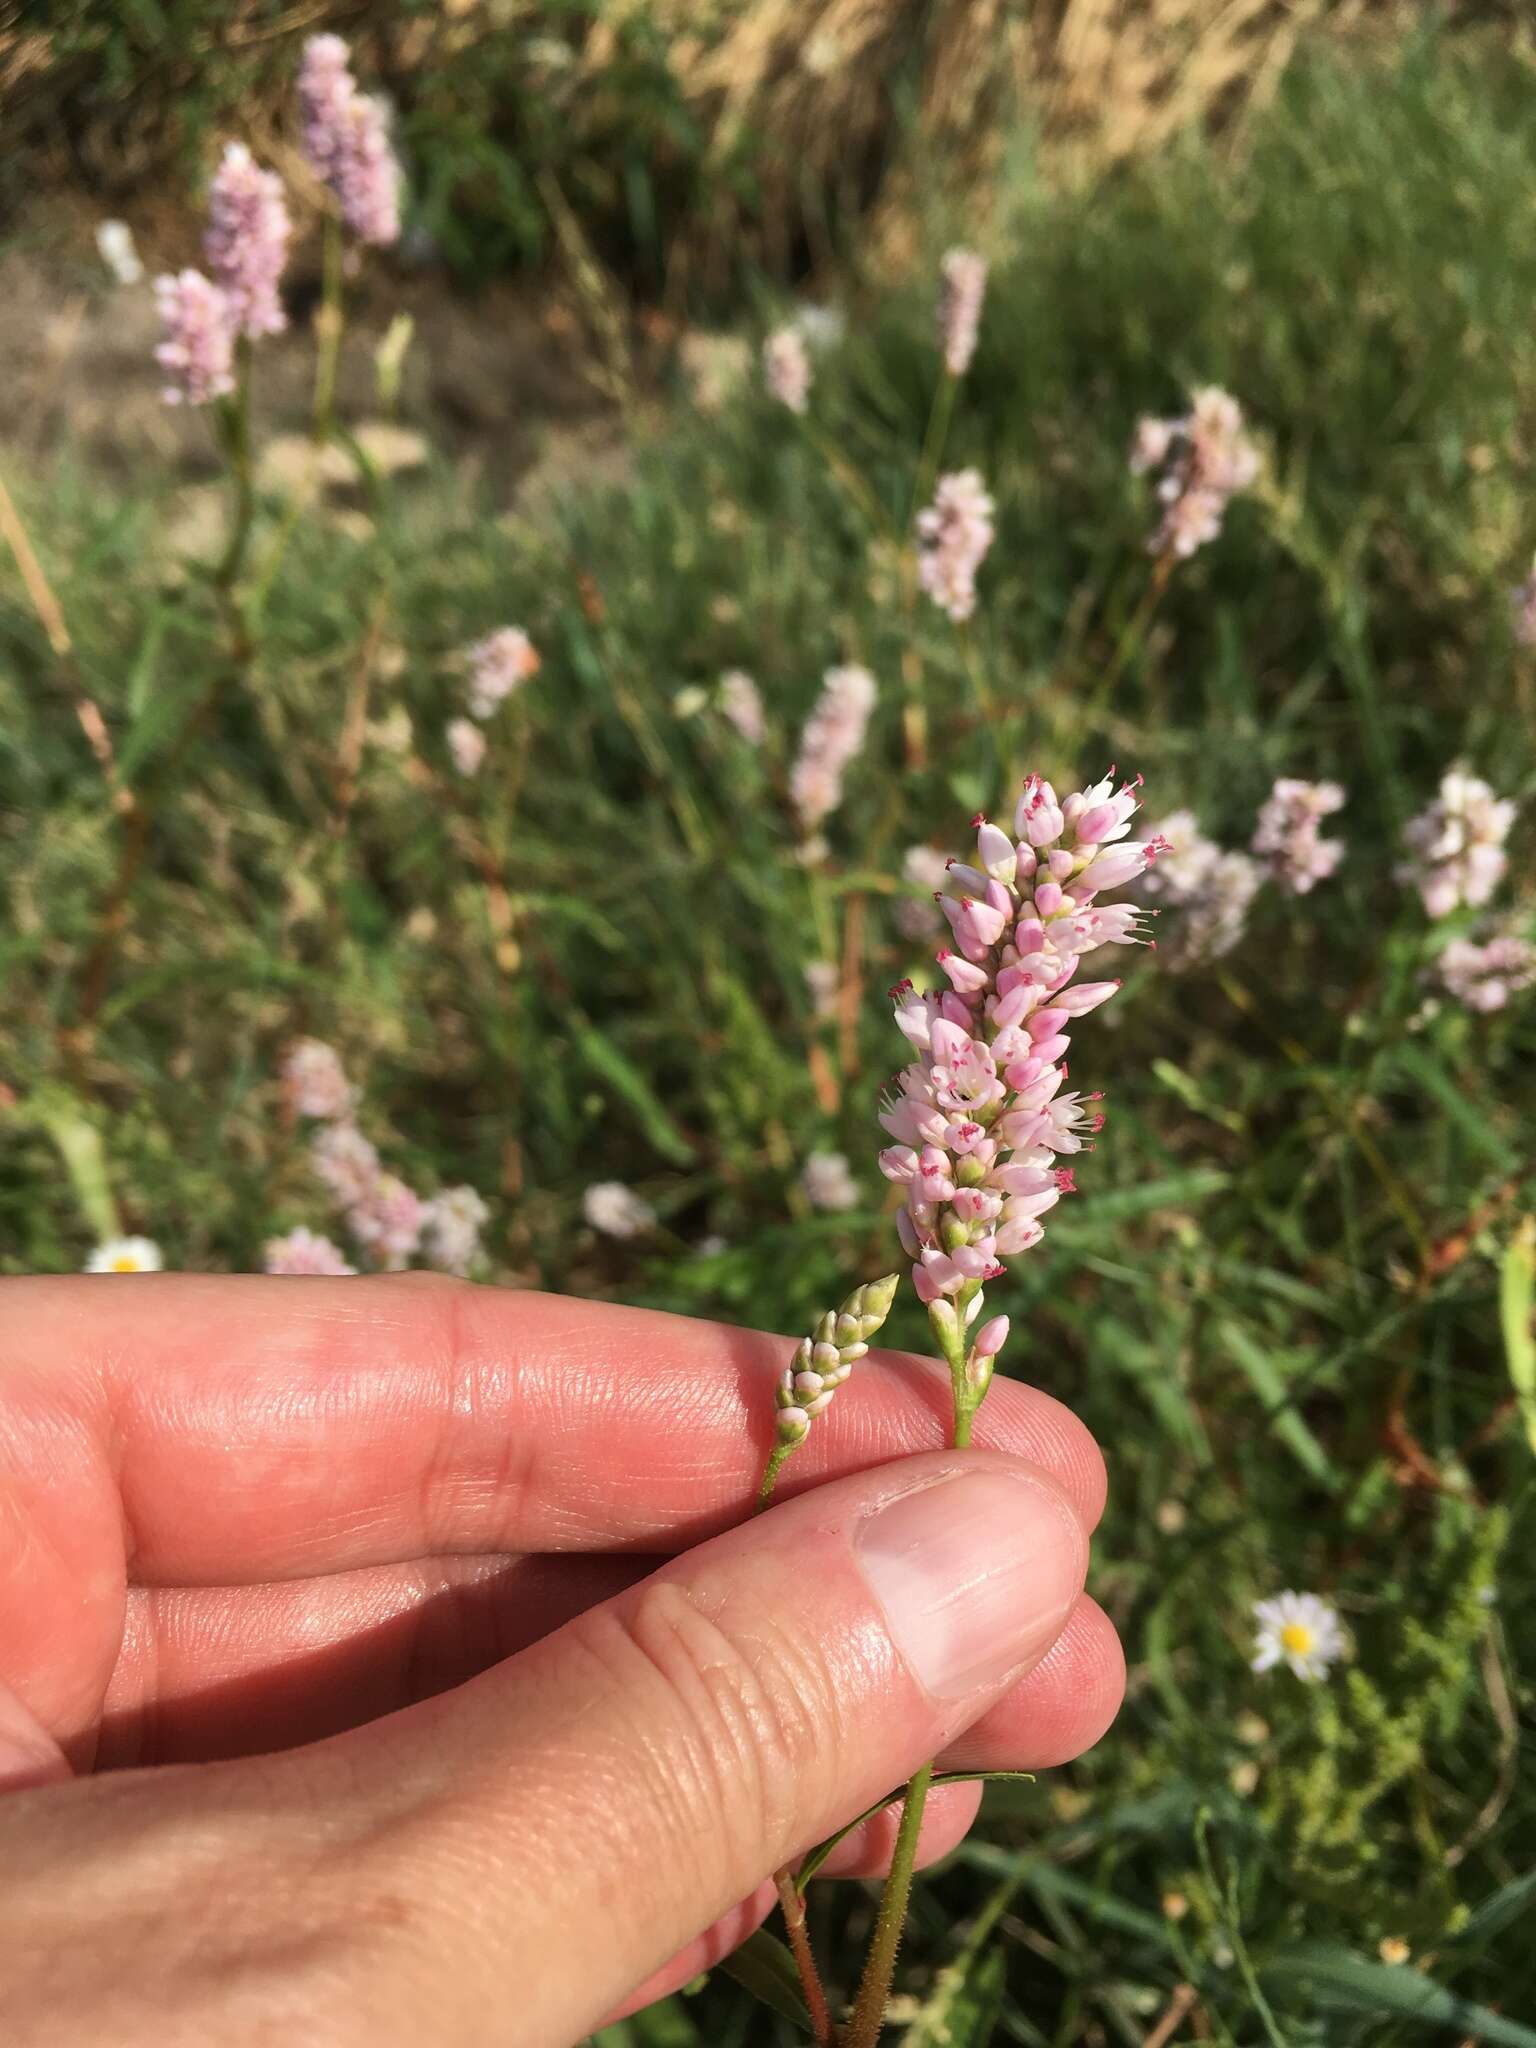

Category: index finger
[0, 1274, 1105, 1585]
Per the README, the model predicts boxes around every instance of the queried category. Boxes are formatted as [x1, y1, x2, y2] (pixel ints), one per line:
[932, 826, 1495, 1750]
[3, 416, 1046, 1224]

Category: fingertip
[971, 1375, 1107, 1532]
[812, 1777, 983, 1879]
[941, 1594, 1126, 1772]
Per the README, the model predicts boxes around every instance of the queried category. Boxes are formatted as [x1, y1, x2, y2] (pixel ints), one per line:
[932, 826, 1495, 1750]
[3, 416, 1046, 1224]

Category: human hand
[0, 1275, 1122, 2045]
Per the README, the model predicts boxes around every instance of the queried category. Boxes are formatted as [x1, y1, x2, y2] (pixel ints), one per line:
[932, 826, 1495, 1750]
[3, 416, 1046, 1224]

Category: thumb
[342, 1448, 1088, 2047]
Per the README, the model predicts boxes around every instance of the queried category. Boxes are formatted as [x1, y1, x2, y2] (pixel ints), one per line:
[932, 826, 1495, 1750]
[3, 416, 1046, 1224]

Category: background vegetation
[3, 10, 1535, 2045]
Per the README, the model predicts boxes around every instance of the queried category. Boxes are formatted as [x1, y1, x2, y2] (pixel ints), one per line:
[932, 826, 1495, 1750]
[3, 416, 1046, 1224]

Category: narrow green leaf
[797, 1772, 1034, 1889]
[1498, 1219, 1536, 1457]
[1221, 1320, 1341, 1491]
[1264, 1943, 1536, 2047]
[1392, 1042, 1519, 1171]
[714, 1930, 813, 2032]
[571, 1016, 696, 1165]
[30, 1089, 120, 1242]
[1461, 1865, 1536, 1946]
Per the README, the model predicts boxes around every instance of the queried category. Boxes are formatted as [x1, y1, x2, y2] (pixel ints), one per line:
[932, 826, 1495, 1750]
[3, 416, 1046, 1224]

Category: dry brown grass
[0, 0, 1491, 284]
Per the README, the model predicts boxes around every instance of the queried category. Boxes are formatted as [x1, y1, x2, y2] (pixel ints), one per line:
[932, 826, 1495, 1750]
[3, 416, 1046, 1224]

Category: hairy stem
[774, 1868, 836, 2047]
[841, 1763, 934, 2048]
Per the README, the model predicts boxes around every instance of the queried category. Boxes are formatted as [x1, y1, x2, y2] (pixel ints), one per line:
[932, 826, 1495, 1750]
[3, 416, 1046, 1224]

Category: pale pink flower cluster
[1131, 386, 1260, 558]
[264, 1226, 355, 1276]
[801, 1150, 860, 1212]
[879, 773, 1159, 1305]
[466, 627, 540, 719]
[937, 248, 987, 377]
[1511, 555, 1536, 647]
[279, 1043, 488, 1274]
[422, 1185, 491, 1275]
[298, 35, 401, 246]
[1250, 778, 1346, 894]
[307, 1121, 423, 1269]
[204, 141, 291, 339]
[1399, 767, 1516, 918]
[1434, 928, 1536, 1013]
[281, 1037, 355, 1120]
[763, 326, 811, 414]
[1139, 810, 1261, 967]
[447, 717, 486, 778]
[717, 669, 766, 746]
[583, 1181, 655, 1239]
[916, 469, 995, 623]
[790, 664, 877, 831]
[154, 270, 236, 406]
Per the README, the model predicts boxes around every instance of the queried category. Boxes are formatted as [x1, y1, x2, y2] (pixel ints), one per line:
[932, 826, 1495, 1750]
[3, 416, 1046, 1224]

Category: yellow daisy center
[1280, 1621, 1314, 1656]
[110, 1255, 142, 1271]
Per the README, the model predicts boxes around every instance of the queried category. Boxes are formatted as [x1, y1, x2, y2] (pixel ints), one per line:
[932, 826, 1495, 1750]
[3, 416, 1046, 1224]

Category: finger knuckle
[574, 1575, 835, 1882]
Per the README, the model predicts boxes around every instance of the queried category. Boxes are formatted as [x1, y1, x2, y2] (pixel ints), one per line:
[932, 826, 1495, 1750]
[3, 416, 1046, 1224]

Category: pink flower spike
[205, 142, 291, 339]
[973, 1315, 1009, 1359]
[153, 269, 235, 406]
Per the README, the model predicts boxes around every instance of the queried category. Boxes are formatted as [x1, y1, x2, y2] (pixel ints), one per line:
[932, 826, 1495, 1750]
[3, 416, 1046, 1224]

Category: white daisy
[1251, 1590, 1346, 1682]
[86, 1236, 163, 1274]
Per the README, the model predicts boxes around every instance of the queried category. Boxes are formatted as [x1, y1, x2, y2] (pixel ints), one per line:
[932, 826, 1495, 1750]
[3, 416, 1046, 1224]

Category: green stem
[910, 369, 958, 526]
[840, 1284, 985, 2045]
[312, 213, 345, 446]
[212, 339, 256, 651]
[842, 1762, 934, 2048]
[1085, 547, 1173, 726]
[756, 1441, 796, 1510]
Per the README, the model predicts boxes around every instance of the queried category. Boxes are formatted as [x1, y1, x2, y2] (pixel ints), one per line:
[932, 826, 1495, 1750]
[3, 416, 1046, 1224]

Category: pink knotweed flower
[718, 669, 766, 746]
[1140, 809, 1261, 967]
[422, 1184, 490, 1274]
[916, 468, 995, 623]
[466, 626, 540, 719]
[1434, 928, 1536, 1012]
[767, 1278, 898, 1475]
[348, 1172, 426, 1268]
[204, 141, 291, 338]
[298, 34, 402, 246]
[937, 248, 987, 377]
[1250, 778, 1345, 895]
[310, 1122, 382, 1208]
[447, 717, 486, 778]
[790, 663, 877, 831]
[282, 1037, 354, 1121]
[763, 326, 811, 414]
[1511, 555, 1536, 647]
[153, 269, 235, 406]
[1131, 385, 1259, 558]
[800, 1150, 860, 1212]
[1398, 766, 1517, 918]
[879, 772, 1157, 1333]
[264, 1226, 356, 1276]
